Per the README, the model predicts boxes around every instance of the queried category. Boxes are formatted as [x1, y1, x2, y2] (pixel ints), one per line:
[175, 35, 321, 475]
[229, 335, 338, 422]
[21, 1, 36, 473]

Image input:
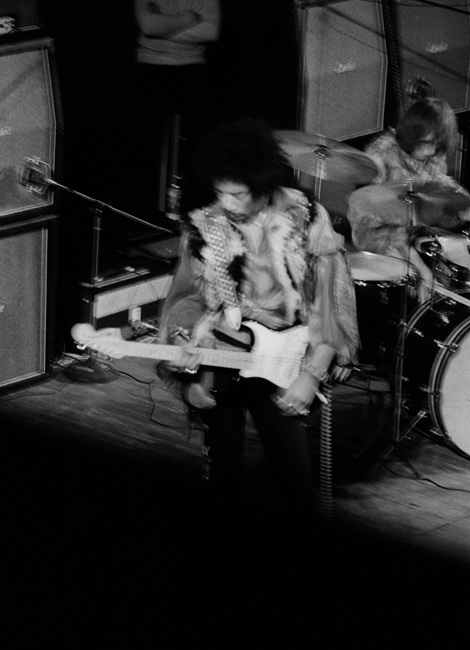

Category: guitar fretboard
[115, 340, 254, 370]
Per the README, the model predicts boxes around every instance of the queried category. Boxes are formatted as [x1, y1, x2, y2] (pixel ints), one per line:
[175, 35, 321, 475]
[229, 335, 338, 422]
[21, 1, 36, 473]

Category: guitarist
[157, 118, 360, 518]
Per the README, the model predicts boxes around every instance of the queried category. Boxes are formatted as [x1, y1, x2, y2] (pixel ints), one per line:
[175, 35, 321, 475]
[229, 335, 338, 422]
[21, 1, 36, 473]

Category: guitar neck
[115, 340, 253, 371]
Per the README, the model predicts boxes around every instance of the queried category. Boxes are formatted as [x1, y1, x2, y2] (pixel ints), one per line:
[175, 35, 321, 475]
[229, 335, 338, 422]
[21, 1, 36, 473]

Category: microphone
[18, 157, 52, 195]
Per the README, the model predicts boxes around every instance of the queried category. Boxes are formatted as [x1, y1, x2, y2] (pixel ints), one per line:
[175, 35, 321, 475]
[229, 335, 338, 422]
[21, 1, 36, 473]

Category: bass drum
[395, 291, 470, 457]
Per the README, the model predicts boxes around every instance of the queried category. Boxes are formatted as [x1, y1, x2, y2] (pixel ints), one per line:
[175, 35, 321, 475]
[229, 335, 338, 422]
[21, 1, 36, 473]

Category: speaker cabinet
[297, 1, 388, 140]
[395, 0, 470, 112]
[0, 213, 58, 390]
[0, 36, 62, 222]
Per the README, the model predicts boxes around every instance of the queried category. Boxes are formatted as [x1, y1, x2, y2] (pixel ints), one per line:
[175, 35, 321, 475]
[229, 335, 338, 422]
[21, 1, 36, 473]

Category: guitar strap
[213, 324, 253, 352]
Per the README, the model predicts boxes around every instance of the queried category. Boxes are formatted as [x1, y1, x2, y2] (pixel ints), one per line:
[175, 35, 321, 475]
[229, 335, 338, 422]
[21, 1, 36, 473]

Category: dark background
[43, 0, 300, 229]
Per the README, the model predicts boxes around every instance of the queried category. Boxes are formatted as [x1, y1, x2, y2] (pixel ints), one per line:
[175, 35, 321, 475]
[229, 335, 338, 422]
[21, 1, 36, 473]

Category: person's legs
[199, 378, 246, 510]
[242, 379, 318, 519]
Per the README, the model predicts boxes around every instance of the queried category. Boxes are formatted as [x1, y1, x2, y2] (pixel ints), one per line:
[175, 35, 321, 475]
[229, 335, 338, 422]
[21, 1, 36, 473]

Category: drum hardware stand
[311, 145, 328, 205]
[379, 184, 430, 463]
[19, 156, 173, 383]
[354, 187, 420, 461]
[388, 185, 418, 449]
[381, 183, 449, 464]
[292, 145, 327, 206]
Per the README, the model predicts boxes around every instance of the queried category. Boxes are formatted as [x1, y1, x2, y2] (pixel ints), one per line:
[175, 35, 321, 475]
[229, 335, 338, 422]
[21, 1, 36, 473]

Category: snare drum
[348, 252, 418, 368]
[394, 291, 470, 458]
[434, 235, 470, 290]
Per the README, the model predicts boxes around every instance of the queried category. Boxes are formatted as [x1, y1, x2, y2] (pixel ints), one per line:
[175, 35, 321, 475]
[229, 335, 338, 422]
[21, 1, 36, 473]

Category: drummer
[347, 97, 470, 300]
[364, 97, 470, 222]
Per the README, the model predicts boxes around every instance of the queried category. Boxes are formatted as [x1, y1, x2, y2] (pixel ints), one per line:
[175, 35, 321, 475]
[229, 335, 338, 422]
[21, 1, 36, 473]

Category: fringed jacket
[158, 187, 359, 377]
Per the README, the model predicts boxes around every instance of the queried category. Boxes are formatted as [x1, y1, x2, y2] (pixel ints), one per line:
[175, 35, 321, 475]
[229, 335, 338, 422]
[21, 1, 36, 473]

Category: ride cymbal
[275, 130, 378, 184]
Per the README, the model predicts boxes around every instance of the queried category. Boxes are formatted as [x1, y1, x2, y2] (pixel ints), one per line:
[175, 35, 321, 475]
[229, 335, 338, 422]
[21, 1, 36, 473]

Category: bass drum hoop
[428, 312, 470, 457]
[397, 291, 470, 457]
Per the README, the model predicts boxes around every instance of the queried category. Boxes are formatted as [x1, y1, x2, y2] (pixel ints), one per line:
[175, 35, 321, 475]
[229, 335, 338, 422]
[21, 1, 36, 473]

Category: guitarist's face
[214, 181, 267, 223]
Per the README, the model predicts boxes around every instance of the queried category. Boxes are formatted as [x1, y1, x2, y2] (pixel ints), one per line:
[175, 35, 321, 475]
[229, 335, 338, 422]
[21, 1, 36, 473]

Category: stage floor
[1, 351, 470, 642]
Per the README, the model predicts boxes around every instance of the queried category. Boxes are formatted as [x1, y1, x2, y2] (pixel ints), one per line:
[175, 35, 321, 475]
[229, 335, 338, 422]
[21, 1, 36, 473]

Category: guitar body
[71, 321, 310, 389]
[239, 321, 310, 388]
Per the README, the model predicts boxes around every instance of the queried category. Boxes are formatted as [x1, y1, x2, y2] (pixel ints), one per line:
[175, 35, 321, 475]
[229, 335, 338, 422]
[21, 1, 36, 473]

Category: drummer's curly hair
[396, 97, 458, 157]
[192, 118, 290, 201]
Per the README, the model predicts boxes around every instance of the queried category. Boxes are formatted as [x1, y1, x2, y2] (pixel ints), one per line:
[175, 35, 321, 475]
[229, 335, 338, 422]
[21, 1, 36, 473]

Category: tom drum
[348, 252, 418, 368]
[434, 234, 470, 290]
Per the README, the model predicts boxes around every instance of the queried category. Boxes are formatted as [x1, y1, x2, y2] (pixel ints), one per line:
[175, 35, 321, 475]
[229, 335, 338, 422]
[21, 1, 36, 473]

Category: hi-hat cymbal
[275, 130, 379, 184]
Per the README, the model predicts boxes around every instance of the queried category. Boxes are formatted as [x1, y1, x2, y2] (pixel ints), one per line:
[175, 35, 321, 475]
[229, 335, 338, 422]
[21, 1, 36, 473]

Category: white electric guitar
[71, 321, 310, 389]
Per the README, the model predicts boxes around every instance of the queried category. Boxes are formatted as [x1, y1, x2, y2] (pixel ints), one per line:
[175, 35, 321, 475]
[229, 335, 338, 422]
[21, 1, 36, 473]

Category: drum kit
[277, 130, 470, 459]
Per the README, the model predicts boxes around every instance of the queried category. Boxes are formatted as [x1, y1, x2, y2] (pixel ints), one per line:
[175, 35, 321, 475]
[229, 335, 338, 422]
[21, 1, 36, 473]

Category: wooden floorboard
[1, 353, 470, 642]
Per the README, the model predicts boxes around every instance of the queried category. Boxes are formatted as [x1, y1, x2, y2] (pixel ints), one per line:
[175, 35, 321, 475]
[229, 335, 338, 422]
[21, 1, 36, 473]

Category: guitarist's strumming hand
[274, 343, 337, 416]
[274, 370, 320, 417]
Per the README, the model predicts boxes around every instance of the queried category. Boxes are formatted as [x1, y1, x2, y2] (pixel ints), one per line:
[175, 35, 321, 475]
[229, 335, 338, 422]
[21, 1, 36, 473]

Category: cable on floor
[319, 381, 334, 521]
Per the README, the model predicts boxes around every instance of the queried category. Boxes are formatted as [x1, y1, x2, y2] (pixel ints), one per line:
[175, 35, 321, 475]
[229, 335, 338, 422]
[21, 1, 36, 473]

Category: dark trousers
[200, 377, 318, 520]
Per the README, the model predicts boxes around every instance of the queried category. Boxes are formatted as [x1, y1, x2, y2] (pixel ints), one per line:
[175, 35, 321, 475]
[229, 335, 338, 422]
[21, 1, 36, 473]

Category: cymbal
[348, 181, 470, 232]
[412, 182, 470, 214]
[275, 130, 379, 184]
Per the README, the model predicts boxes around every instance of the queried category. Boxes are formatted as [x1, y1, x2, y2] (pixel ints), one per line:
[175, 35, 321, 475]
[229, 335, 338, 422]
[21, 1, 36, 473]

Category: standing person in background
[133, 0, 221, 222]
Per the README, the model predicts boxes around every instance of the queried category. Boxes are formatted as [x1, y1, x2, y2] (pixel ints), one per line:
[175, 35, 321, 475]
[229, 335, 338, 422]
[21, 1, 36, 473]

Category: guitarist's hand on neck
[165, 334, 203, 373]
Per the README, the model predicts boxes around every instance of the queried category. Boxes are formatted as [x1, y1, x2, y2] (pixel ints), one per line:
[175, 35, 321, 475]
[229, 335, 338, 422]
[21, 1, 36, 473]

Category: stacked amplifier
[0, 1, 63, 390]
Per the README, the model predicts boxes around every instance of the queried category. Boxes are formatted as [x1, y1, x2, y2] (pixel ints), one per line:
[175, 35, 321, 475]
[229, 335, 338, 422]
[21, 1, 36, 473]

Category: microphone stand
[21, 157, 173, 383]
[64, 199, 120, 383]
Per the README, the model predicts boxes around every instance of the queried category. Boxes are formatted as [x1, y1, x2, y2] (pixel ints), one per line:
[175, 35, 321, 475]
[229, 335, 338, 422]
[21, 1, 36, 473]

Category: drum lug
[378, 284, 390, 304]
[408, 325, 424, 337]
[434, 339, 459, 353]
[429, 426, 445, 440]
[420, 384, 440, 399]
[435, 310, 453, 326]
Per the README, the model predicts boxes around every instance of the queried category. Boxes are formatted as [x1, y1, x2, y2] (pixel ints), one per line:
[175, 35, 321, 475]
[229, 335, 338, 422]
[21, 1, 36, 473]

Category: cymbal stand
[356, 186, 418, 461]
[312, 146, 328, 205]
[382, 181, 440, 462]
[381, 184, 420, 462]
[292, 146, 327, 207]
